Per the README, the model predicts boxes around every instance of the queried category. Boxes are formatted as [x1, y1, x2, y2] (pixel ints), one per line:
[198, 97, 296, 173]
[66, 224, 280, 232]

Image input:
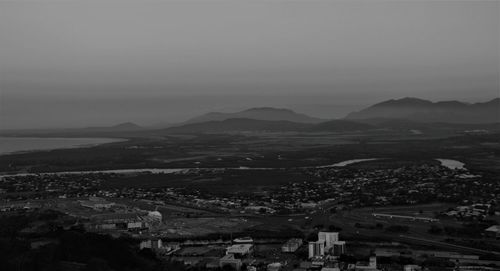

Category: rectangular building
[318, 232, 339, 249]
[282, 238, 303, 253]
[308, 241, 325, 258]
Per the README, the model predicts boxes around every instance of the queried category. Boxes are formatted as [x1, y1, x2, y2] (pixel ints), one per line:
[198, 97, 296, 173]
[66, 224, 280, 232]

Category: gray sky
[1, 0, 499, 129]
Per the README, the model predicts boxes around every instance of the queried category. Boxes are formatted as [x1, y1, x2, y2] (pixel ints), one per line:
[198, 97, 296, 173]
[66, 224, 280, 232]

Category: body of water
[317, 158, 382, 168]
[0, 137, 125, 155]
[435, 158, 465, 170]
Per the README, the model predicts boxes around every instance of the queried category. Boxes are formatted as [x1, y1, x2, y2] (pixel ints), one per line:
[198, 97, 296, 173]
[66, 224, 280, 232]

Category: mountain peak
[112, 122, 142, 129]
[243, 107, 294, 113]
[345, 97, 499, 124]
[376, 97, 433, 107]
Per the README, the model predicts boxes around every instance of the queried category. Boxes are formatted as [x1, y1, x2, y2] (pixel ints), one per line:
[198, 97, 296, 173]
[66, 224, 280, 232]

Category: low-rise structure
[404, 265, 422, 271]
[79, 197, 114, 210]
[485, 225, 500, 238]
[139, 239, 162, 250]
[355, 256, 379, 271]
[282, 238, 302, 253]
[267, 262, 282, 271]
[226, 244, 253, 257]
[220, 254, 242, 271]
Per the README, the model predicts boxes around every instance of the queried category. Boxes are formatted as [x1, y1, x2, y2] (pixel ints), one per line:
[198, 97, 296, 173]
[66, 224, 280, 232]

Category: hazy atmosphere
[1, 2, 500, 270]
[1, 0, 498, 129]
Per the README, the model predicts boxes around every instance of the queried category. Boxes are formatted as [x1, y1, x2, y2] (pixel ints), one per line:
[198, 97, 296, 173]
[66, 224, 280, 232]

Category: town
[1, 161, 499, 270]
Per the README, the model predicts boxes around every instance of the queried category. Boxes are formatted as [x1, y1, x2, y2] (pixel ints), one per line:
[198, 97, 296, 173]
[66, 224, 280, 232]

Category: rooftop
[226, 244, 253, 254]
[485, 225, 500, 232]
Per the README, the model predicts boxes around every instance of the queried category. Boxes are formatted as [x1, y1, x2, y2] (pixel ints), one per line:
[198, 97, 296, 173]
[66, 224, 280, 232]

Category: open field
[101, 169, 322, 193]
[1, 131, 499, 174]
[157, 217, 259, 238]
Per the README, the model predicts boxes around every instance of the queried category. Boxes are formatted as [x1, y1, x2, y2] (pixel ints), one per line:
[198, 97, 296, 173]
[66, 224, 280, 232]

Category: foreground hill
[345, 97, 500, 124]
[185, 107, 324, 124]
[163, 118, 378, 134]
[164, 118, 312, 133]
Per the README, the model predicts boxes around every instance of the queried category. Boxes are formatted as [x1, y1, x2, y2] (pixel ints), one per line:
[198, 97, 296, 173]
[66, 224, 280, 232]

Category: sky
[1, 0, 499, 129]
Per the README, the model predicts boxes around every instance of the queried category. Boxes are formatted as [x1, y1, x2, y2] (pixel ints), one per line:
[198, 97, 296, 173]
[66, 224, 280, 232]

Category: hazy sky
[1, 0, 499, 129]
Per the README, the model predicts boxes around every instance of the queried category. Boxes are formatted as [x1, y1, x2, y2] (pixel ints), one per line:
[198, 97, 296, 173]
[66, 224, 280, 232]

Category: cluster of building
[0, 173, 104, 200]
[1, 165, 499, 270]
[139, 239, 180, 253]
[78, 197, 163, 233]
[306, 232, 353, 270]
[442, 203, 495, 220]
[2, 163, 499, 220]
[375, 248, 500, 271]
[485, 225, 500, 239]
[308, 232, 345, 258]
[140, 233, 378, 271]
[299, 164, 499, 209]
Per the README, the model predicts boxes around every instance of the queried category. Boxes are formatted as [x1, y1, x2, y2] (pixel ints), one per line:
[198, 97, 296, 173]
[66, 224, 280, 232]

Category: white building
[140, 239, 163, 250]
[308, 241, 325, 258]
[226, 244, 253, 257]
[485, 225, 500, 238]
[233, 236, 254, 244]
[318, 232, 339, 249]
[404, 265, 422, 271]
[148, 211, 163, 223]
[127, 221, 144, 229]
[282, 238, 302, 253]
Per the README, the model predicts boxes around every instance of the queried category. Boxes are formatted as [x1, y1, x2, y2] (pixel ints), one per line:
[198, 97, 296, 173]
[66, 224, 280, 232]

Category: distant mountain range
[185, 107, 324, 124]
[2, 97, 498, 136]
[345, 97, 499, 124]
[162, 98, 499, 134]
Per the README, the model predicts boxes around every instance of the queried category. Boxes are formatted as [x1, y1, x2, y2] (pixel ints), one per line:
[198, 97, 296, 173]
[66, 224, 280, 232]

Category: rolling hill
[345, 97, 500, 124]
[164, 118, 312, 133]
[163, 118, 379, 134]
[185, 107, 325, 124]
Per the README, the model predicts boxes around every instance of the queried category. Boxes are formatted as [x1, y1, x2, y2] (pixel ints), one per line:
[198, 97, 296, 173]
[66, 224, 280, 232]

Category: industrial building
[308, 240, 326, 258]
[318, 231, 339, 249]
[281, 238, 303, 253]
[226, 244, 253, 257]
[308, 232, 344, 259]
[219, 254, 242, 271]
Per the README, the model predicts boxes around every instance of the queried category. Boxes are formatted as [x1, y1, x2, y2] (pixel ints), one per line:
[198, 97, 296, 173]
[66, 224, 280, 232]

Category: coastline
[0, 137, 128, 156]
